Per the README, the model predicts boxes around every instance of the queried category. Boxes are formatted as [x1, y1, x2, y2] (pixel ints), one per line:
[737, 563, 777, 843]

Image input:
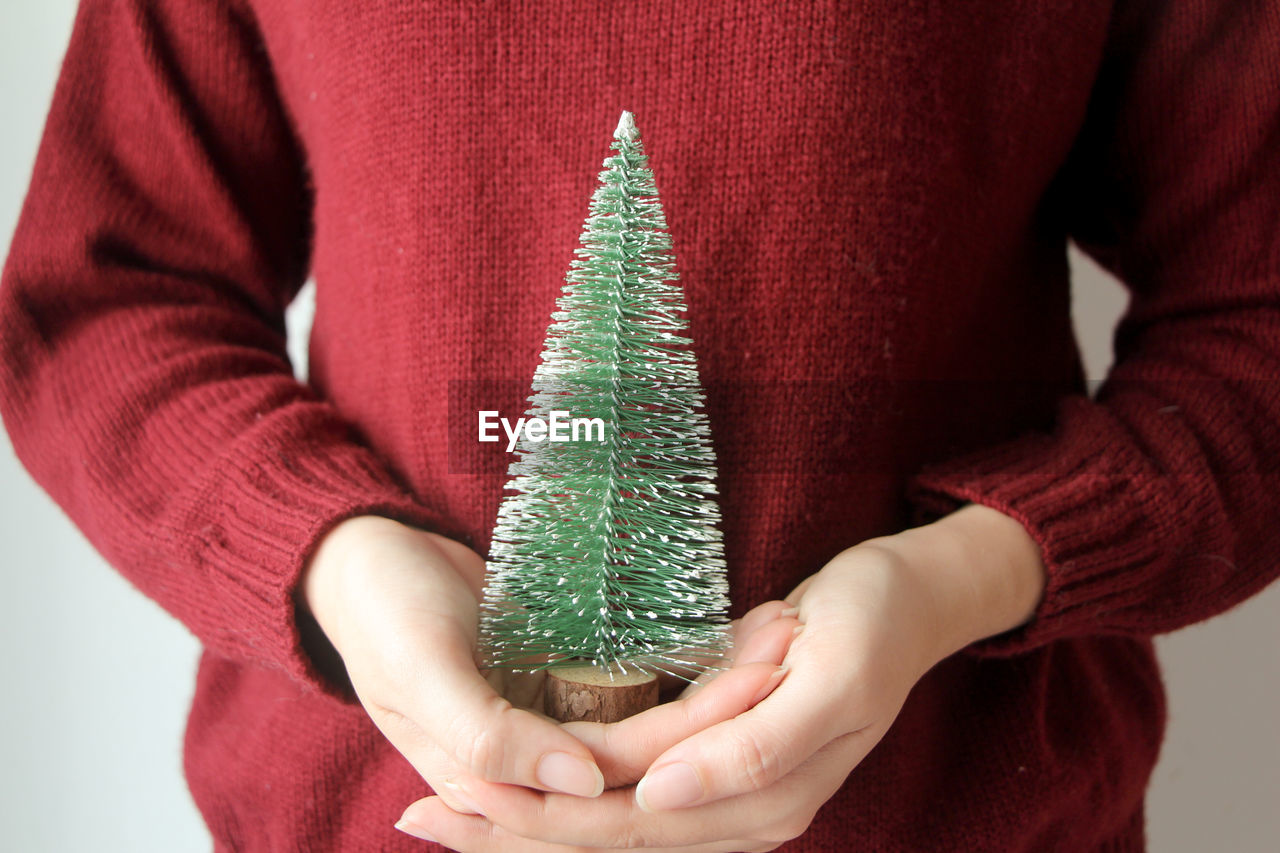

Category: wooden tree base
[544, 664, 660, 723]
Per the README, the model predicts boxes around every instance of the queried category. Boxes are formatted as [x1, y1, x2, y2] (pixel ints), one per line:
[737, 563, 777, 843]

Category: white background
[2, 3, 1277, 850]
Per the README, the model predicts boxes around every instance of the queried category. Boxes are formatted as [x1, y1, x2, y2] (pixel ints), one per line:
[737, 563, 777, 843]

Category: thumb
[331, 526, 606, 799]
[565, 660, 788, 788]
[438, 661, 789, 820]
[396, 625, 607, 797]
[633, 663, 845, 812]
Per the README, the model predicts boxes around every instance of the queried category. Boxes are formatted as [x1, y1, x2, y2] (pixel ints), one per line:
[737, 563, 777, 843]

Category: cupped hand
[393, 598, 802, 850]
[389, 544, 924, 852]
[299, 515, 805, 836]
[299, 515, 609, 812]
[390, 504, 1045, 851]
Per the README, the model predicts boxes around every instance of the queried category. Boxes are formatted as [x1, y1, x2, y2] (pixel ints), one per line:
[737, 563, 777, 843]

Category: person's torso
[189, 4, 1161, 850]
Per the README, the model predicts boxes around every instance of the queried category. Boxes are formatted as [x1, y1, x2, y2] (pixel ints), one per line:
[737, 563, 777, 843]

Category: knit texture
[3, 0, 1279, 850]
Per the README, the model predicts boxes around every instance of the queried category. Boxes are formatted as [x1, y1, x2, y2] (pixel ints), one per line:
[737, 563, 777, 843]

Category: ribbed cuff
[181, 435, 467, 704]
[905, 402, 1175, 657]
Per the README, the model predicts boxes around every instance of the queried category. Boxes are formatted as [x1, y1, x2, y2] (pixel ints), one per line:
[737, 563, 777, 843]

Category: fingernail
[636, 762, 704, 812]
[439, 778, 484, 815]
[792, 624, 805, 636]
[394, 817, 437, 842]
[779, 607, 799, 619]
[750, 665, 789, 706]
[536, 751, 604, 797]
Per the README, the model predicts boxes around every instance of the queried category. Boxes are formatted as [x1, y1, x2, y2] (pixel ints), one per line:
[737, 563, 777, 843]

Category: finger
[674, 616, 800, 706]
[730, 600, 796, 660]
[431, 775, 483, 816]
[369, 725, 484, 817]
[398, 797, 770, 852]
[398, 734, 866, 850]
[635, 659, 847, 812]
[731, 615, 801, 667]
[674, 607, 801, 701]
[397, 804, 549, 852]
[565, 661, 787, 787]
[655, 600, 795, 693]
[376, 623, 605, 797]
[361, 707, 509, 817]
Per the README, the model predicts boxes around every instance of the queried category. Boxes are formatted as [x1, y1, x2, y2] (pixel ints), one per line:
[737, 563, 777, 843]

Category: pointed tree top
[614, 110, 638, 142]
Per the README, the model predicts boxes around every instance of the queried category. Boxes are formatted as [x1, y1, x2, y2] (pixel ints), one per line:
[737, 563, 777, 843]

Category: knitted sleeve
[907, 0, 1280, 655]
[0, 0, 457, 700]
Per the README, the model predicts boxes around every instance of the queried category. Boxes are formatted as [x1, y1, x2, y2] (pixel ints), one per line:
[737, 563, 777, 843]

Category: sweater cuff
[905, 403, 1169, 657]
[187, 439, 465, 704]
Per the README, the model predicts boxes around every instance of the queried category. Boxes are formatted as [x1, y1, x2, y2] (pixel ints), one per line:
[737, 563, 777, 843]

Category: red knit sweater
[4, 1, 1280, 850]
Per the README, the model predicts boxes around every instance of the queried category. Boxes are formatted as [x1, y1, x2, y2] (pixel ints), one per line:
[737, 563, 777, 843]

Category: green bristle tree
[478, 110, 729, 688]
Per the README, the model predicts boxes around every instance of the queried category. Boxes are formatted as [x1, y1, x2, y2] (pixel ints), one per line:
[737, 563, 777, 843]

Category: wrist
[298, 514, 404, 648]
[877, 503, 1046, 662]
[293, 515, 398, 694]
[297, 515, 484, 650]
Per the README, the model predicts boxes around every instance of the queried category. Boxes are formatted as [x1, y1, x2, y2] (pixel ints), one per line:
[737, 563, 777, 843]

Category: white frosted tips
[615, 110, 638, 141]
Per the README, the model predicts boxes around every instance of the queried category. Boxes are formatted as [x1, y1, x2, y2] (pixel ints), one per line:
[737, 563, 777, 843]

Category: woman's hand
[393, 503, 1046, 851]
[299, 515, 610, 811]
[299, 515, 803, 828]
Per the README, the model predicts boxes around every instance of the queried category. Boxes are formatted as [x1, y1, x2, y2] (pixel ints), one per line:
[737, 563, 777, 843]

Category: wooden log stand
[544, 664, 660, 723]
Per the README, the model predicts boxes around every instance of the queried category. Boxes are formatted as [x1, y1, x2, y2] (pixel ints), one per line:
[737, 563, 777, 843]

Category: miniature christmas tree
[478, 111, 729, 720]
